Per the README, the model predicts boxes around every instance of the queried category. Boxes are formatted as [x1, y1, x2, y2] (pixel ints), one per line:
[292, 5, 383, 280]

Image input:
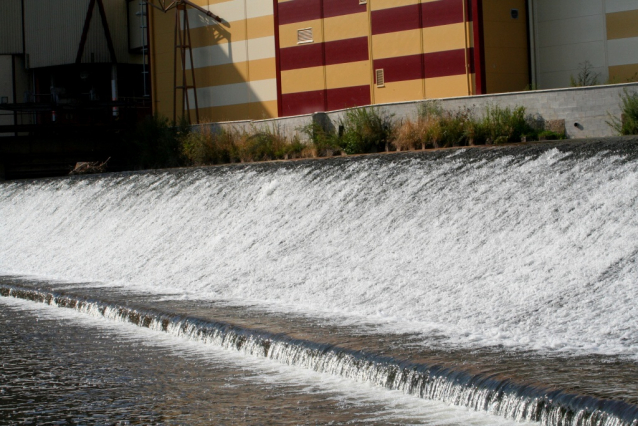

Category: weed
[437, 109, 471, 147]
[180, 126, 242, 165]
[239, 126, 304, 162]
[393, 106, 441, 151]
[478, 105, 536, 144]
[180, 124, 308, 165]
[608, 90, 638, 135]
[393, 119, 420, 151]
[129, 114, 188, 169]
[338, 107, 395, 154]
[301, 122, 342, 157]
[537, 130, 566, 141]
[570, 61, 600, 87]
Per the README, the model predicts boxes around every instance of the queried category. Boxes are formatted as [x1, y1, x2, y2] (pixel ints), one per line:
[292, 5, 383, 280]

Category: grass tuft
[338, 107, 395, 154]
[608, 90, 638, 135]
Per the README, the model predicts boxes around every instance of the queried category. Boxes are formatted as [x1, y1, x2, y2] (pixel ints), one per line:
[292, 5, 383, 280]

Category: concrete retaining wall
[195, 83, 638, 141]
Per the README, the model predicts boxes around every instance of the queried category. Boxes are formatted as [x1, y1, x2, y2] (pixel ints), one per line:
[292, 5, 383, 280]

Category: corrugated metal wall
[0, 0, 24, 54]
[100, 0, 141, 64]
[24, 0, 139, 68]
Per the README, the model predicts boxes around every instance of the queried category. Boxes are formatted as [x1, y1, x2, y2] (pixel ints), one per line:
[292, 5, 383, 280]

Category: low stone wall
[197, 82, 638, 141]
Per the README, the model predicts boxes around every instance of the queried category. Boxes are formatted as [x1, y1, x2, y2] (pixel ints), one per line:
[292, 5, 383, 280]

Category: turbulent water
[2, 139, 638, 424]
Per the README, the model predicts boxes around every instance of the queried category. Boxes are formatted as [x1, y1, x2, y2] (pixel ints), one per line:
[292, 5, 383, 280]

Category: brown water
[2, 277, 638, 425]
[0, 295, 520, 425]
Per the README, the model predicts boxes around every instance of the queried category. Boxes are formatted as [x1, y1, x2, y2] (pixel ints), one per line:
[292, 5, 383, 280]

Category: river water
[2, 295, 520, 425]
[1, 139, 638, 424]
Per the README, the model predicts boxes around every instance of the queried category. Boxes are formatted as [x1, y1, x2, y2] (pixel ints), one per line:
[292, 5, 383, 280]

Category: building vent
[376, 69, 385, 87]
[297, 28, 313, 44]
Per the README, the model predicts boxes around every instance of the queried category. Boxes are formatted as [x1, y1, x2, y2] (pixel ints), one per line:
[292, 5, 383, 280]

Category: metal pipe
[139, 1, 149, 98]
[111, 64, 119, 117]
[180, 0, 221, 22]
[462, 0, 471, 96]
[146, 0, 222, 22]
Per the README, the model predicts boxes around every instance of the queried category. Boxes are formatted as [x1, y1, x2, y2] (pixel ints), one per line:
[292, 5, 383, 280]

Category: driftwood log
[69, 158, 110, 175]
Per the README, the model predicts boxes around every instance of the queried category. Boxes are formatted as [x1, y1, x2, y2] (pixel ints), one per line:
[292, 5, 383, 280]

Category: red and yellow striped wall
[276, 0, 484, 116]
[149, 0, 529, 121]
[277, 0, 371, 115]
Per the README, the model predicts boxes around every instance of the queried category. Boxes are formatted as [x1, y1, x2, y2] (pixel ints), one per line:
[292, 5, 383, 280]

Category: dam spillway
[1, 139, 638, 424]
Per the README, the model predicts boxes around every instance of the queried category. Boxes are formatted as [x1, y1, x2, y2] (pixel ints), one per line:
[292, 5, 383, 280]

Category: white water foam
[1, 147, 637, 357]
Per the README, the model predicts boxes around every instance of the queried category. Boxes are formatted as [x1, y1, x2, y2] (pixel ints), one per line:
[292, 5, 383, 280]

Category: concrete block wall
[197, 82, 638, 141]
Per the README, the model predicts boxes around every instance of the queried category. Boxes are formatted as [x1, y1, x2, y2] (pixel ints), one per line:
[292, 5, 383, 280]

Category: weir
[1, 138, 638, 425]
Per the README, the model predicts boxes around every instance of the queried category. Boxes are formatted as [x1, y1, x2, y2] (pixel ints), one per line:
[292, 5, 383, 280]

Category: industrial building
[0, 0, 150, 128]
[1, 0, 637, 178]
[145, 0, 638, 123]
[0, 0, 150, 178]
[2, 0, 637, 127]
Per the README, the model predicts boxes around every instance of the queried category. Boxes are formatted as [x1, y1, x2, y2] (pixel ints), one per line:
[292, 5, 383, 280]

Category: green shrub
[215, 128, 242, 163]
[239, 125, 305, 162]
[437, 109, 471, 147]
[338, 107, 395, 154]
[463, 116, 488, 145]
[478, 105, 536, 144]
[416, 102, 469, 148]
[180, 126, 214, 166]
[608, 90, 638, 135]
[301, 122, 342, 157]
[129, 115, 188, 169]
[537, 130, 566, 141]
[239, 130, 288, 162]
[180, 126, 242, 165]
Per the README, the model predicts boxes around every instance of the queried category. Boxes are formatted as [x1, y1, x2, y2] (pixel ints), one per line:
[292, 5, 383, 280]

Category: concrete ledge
[194, 83, 638, 141]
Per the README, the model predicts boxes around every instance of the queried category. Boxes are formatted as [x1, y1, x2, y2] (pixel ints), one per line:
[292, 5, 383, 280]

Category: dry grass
[394, 116, 442, 151]
[177, 102, 561, 168]
[180, 125, 310, 166]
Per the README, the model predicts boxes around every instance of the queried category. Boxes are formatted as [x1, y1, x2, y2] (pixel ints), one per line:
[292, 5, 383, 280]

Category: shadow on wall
[155, 7, 277, 123]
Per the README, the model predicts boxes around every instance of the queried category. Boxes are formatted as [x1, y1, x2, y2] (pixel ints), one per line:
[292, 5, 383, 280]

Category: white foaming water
[1, 147, 638, 357]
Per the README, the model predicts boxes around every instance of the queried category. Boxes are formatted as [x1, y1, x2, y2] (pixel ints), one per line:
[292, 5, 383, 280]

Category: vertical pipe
[148, 4, 157, 114]
[12, 55, 18, 136]
[50, 74, 56, 123]
[20, 0, 26, 56]
[243, 0, 250, 119]
[173, 7, 179, 123]
[320, 0, 327, 112]
[180, 6, 188, 122]
[471, 0, 485, 94]
[185, 7, 198, 124]
[462, 0, 471, 96]
[366, 0, 375, 105]
[140, 1, 149, 99]
[419, 0, 426, 99]
[272, 0, 283, 116]
[527, 0, 537, 89]
[111, 64, 119, 117]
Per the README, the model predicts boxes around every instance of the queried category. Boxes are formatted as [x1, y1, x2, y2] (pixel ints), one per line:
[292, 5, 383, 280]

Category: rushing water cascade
[2, 140, 638, 424]
[2, 285, 637, 426]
